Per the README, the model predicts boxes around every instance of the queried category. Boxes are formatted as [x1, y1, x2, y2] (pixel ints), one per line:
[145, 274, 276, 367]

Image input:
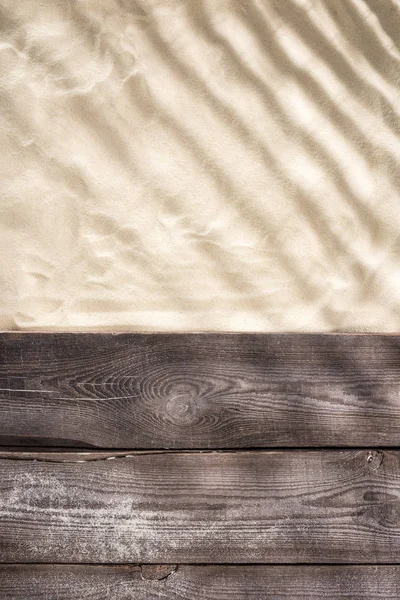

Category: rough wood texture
[1, 449, 400, 564]
[2, 565, 400, 599]
[1, 333, 400, 448]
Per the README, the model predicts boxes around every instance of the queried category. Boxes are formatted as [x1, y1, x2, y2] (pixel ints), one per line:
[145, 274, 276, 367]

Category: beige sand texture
[1, 0, 400, 332]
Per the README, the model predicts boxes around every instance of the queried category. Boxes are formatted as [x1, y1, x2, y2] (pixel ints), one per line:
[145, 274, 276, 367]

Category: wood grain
[1, 333, 400, 448]
[2, 565, 400, 599]
[1, 449, 400, 564]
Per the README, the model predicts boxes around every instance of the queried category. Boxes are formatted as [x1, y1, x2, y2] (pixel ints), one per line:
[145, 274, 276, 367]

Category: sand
[1, 0, 400, 332]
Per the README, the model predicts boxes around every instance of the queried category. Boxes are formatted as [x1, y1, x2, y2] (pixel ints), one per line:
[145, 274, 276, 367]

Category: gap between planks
[0, 447, 388, 463]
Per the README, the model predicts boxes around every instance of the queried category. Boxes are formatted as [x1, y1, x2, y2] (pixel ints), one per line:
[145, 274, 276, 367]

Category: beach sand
[1, 0, 400, 332]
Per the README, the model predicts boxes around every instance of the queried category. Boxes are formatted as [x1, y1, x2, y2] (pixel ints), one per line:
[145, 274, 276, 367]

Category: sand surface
[1, 0, 400, 332]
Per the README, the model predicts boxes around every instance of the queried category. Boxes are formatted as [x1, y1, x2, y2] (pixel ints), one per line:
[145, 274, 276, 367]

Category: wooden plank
[1, 449, 400, 564]
[1, 333, 400, 448]
[2, 565, 400, 599]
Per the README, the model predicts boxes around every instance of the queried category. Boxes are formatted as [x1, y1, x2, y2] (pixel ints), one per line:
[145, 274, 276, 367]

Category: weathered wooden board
[1, 449, 399, 564]
[1, 565, 400, 599]
[1, 333, 400, 448]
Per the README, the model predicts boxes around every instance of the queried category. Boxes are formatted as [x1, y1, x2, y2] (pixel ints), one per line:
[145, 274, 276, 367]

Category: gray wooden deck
[1, 333, 400, 597]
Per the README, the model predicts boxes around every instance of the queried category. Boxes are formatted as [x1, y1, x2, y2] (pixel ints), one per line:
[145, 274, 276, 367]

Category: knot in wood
[366, 450, 384, 470]
[139, 565, 177, 580]
[166, 386, 199, 425]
